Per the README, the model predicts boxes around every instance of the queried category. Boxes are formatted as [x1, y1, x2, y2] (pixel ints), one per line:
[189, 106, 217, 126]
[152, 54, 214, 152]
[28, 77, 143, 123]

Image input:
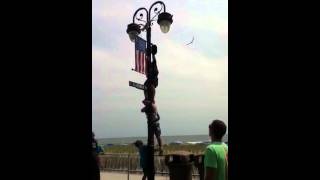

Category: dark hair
[209, 120, 227, 140]
[134, 140, 143, 147]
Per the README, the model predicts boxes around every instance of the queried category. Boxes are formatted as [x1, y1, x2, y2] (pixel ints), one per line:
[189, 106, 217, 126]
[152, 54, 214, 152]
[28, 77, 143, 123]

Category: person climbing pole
[141, 44, 163, 155]
[143, 44, 159, 102]
[141, 99, 163, 155]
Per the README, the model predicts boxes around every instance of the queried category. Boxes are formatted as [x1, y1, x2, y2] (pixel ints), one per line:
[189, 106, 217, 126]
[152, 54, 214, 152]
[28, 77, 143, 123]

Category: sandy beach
[101, 172, 169, 180]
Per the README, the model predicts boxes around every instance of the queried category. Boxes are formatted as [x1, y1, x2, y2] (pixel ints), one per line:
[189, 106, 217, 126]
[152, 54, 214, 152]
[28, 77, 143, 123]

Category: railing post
[194, 154, 205, 180]
[127, 153, 130, 180]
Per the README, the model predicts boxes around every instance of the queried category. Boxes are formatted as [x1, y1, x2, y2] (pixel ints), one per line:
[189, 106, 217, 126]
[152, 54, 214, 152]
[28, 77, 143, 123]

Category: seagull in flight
[186, 36, 194, 45]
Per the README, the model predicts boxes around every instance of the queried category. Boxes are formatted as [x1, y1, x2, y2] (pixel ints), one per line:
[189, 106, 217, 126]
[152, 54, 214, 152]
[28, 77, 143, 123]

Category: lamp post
[126, 1, 173, 180]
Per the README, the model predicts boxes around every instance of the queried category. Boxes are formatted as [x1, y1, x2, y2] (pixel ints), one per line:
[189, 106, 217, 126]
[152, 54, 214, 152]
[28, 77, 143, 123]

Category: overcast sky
[92, 0, 228, 138]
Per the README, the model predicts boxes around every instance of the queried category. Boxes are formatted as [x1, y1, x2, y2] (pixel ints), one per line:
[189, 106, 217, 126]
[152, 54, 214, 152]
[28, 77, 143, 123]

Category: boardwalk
[101, 172, 169, 180]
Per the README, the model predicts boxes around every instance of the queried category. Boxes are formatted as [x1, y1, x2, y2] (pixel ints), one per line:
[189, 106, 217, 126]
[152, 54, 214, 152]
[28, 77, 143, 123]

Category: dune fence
[99, 153, 200, 177]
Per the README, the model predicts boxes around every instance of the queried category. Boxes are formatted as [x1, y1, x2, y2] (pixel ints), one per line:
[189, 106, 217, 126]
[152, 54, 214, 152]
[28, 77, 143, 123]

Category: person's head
[134, 140, 143, 148]
[209, 120, 227, 141]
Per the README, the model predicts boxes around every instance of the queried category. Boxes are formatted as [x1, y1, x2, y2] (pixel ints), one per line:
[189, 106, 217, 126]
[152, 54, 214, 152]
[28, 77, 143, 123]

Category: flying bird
[186, 36, 194, 45]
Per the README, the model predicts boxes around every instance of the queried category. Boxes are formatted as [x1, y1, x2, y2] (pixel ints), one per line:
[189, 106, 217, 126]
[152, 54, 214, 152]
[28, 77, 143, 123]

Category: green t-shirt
[204, 142, 228, 180]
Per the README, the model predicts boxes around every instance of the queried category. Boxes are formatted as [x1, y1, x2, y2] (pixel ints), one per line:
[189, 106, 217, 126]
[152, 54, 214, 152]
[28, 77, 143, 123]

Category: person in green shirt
[204, 120, 228, 180]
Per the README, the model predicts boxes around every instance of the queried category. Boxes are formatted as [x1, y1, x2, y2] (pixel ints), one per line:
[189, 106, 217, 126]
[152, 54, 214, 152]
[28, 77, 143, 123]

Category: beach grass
[103, 144, 207, 155]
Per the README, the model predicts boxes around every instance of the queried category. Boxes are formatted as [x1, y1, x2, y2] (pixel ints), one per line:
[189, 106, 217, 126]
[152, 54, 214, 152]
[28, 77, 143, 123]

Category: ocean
[97, 134, 228, 146]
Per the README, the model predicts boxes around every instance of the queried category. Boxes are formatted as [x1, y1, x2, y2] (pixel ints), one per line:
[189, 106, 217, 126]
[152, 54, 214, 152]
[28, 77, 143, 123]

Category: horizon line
[97, 133, 228, 139]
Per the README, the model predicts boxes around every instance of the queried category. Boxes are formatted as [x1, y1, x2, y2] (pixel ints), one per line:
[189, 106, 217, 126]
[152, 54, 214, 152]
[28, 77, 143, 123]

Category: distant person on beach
[134, 140, 148, 180]
[92, 132, 101, 180]
[204, 120, 228, 180]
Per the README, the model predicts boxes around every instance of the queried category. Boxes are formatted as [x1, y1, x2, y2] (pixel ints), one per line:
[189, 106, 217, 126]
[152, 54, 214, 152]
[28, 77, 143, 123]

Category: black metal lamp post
[126, 1, 173, 180]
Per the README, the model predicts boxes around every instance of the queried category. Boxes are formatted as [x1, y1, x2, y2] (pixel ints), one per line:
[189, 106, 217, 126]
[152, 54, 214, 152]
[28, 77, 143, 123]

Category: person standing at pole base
[204, 120, 228, 180]
[134, 140, 148, 180]
[92, 132, 101, 180]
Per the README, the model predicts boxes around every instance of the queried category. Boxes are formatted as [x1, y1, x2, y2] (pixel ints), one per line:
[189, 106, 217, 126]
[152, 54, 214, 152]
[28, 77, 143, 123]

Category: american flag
[134, 36, 147, 74]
